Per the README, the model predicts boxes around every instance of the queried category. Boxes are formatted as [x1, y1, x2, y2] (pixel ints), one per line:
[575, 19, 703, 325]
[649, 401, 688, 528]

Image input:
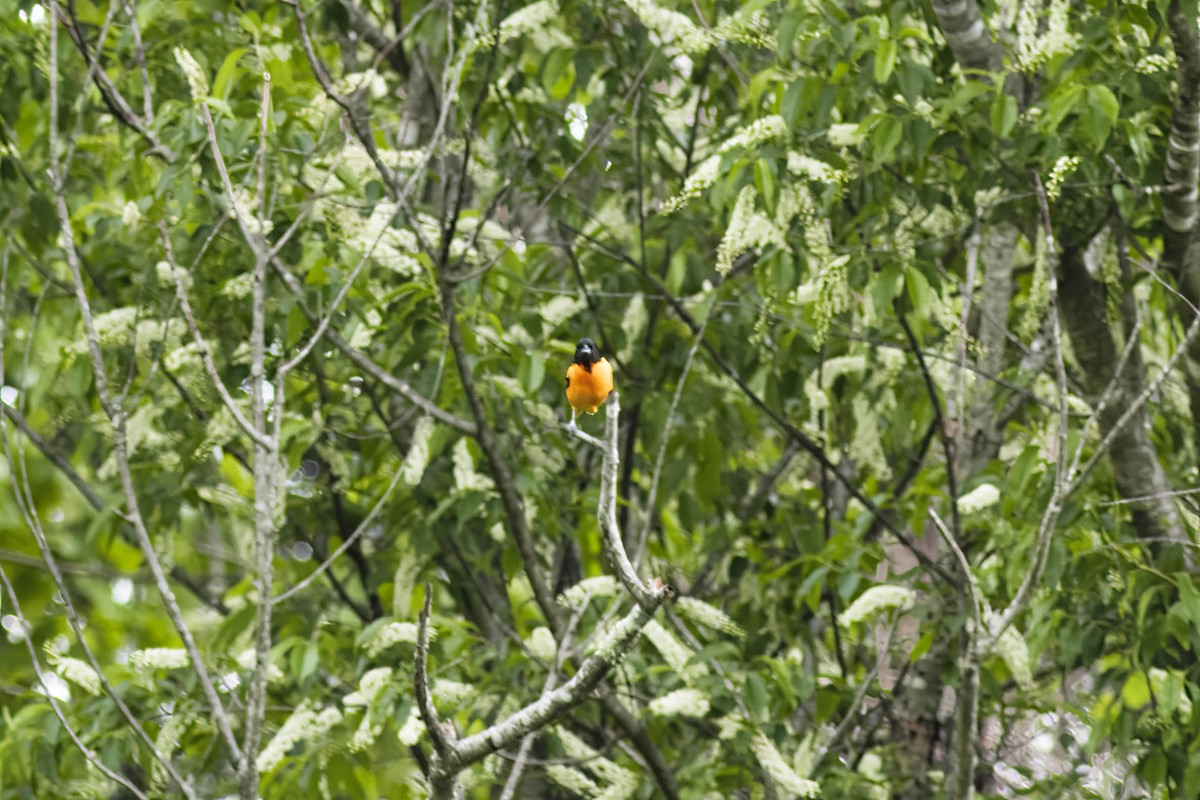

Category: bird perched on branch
[565, 337, 613, 428]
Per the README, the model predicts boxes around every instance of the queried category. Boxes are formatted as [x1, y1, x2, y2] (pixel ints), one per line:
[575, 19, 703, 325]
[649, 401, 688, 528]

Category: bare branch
[158, 223, 272, 449]
[415, 585, 454, 757]
[53, 1, 174, 160]
[897, 308, 963, 543]
[597, 393, 670, 610]
[931, 508, 983, 800]
[240, 73, 279, 800]
[450, 602, 662, 769]
[48, 0, 243, 766]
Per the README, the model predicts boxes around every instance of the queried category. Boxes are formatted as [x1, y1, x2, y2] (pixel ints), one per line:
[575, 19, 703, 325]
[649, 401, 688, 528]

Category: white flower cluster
[751, 731, 821, 798]
[432, 679, 475, 708]
[256, 702, 342, 773]
[546, 765, 601, 797]
[226, 186, 273, 238]
[810, 249, 851, 347]
[152, 712, 188, 788]
[540, 295, 587, 333]
[1016, 0, 1078, 70]
[828, 123, 866, 148]
[1136, 52, 1175, 75]
[129, 648, 191, 671]
[661, 154, 722, 214]
[173, 47, 208, 102]
[452, 438, 496, 492]
[720, 115, 788, 154]
[351, 202, 421, 276]
[958, 483, 1001, 514]
[988, 618, 1034, 690]
[557, 575, 619, 608]
[710, 11, 776, 50]
[621, 0, 702, 49]
[648, 687, 710, 718]
[528, 626, 557, 662]
[849, 395, 891, 480]
[820, 355, 867, 389]
[156, 260, 191, 291]
[221, 271, 256, 300]
[675, 596, 745, 638]
[641, 619, 706, 680]
[1045, 155, 1080, 201]
[363, 621, 422, 658]
[717, 186, 788, 275]
[397, 707, 425, 745]
[346, 667, 393, 751]
[838, 585, 916, 627]
[499, 0, 559, 41]
[399, 416, 435, 486]
[788, 152, 845, 184]
[90, 306, 140, 348]
[556, 727, 638, 798]
[122, 201, 141, 227]
[52, 655, 102, 696]
[234, 648, 284, 682]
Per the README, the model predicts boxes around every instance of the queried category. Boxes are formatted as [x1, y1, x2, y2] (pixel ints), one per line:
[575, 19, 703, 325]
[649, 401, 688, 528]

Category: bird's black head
[573, 338, 601, 367]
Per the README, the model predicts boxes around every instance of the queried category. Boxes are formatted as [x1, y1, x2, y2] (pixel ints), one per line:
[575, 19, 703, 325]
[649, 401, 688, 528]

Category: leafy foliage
[2, 0, 1200, 797]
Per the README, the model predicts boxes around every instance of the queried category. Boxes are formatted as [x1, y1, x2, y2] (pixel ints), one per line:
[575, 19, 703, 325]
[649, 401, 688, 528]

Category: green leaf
[743, 672, 770, 720]
[871, 116, 903, 162]
[755, 159, 777, 214]
[909, 630, 934, 663]
[874, 39, 897, 84]
[777, 9, 804, 62]
[905, 265, 930, 317]
[1142, 749, 1167, 787]
[1089, 86, 1119, 126]
[1121, 671, 1150, 709]
[212, 48, 248, 102]
[990, 92, 1017, 138]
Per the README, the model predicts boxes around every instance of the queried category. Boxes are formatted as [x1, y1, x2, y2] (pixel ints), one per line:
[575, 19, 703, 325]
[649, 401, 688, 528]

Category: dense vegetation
[3, 0, 1200, 797]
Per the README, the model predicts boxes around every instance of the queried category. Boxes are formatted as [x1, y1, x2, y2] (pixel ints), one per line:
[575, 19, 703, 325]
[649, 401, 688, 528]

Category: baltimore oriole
[565, 337, 613, 426]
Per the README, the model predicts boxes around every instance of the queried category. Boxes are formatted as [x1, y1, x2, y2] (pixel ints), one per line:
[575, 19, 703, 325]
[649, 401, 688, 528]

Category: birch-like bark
[1057, 245, 1186, 548]
[1162, 0, 1200, 464]
[929, 0, 1001, 73]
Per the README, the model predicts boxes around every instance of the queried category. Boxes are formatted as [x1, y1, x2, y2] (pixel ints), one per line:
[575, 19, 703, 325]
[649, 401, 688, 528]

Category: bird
[565, 337, 614, 428]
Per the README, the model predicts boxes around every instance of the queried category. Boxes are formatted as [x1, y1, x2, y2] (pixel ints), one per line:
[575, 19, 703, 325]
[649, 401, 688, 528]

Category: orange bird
[565, 337, 614, 427]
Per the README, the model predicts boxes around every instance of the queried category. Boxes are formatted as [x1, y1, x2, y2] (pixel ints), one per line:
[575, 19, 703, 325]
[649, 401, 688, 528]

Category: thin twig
[273, 459, 407, 604]
[415, 585, 454, 758]
[49, 2, 244, 766]
[159, 223, 271, 449]
[634, 312, 709, 569]
[981, 173, 1074, 648]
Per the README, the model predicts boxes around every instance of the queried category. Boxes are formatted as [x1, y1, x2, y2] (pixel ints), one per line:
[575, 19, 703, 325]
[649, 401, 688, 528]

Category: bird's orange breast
[566, 358, 614, 414]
